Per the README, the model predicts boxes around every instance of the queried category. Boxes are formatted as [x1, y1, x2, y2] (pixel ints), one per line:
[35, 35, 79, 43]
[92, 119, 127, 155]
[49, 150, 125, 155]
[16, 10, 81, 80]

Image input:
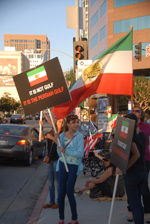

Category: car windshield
[12, 114, 21, 118]
[0, 125, 28, 136]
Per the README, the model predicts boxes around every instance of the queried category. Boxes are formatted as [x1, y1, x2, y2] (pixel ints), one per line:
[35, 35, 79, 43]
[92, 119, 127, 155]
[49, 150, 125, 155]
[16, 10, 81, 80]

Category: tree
[133, 76, 150, 112]
[0, 92, 21, 112]
[65, 68, 76, 86]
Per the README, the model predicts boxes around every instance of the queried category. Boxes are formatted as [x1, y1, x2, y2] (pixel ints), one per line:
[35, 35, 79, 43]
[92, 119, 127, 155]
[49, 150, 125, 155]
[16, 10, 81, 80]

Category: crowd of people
[39, 106, 150, 224]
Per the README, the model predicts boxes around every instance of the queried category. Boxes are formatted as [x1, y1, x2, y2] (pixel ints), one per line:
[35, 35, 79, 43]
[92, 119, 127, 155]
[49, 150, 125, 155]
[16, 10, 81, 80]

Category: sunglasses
[133, 110, 141, 113]
[103, 159, 109, 162]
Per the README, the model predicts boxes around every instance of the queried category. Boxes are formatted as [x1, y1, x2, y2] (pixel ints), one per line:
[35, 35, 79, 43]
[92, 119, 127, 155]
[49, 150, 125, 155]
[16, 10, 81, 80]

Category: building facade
[88, 0, 150, 76]
[0, 50, 30, 100]
[4, 34, 50, 61]
[24, 49, 43, 69]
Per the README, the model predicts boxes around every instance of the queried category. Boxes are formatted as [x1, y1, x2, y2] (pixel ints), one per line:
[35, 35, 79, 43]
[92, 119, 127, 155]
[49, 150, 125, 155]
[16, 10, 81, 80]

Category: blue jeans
[125, 170, 147, 224]
[48, 160, 59, 204]
[58, 161, 78, 220]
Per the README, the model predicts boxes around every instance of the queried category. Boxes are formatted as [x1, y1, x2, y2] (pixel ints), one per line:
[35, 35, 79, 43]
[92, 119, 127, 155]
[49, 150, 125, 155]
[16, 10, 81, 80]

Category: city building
[0, 50, 30, 100]
[24, 49, 43, 69]
[4, 34, 50, 61]
[88, 0, 150, 115]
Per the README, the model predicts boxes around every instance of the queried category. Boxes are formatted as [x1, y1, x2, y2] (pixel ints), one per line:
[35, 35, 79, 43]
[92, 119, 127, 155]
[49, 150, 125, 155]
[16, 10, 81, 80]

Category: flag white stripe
[28, 70, 47, 82]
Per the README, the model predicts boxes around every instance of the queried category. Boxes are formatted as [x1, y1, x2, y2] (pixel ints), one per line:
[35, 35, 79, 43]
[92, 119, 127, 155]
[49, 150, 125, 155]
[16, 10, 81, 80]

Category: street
[0, 118, 50, 224]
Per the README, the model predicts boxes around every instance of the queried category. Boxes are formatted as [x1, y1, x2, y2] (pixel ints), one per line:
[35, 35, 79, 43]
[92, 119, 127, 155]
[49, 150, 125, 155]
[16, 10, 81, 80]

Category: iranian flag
[120, 120, 129, 139]
[27, 65, 48, 87]
[52, 30, 133, 119]
[108, 113, 118, 129]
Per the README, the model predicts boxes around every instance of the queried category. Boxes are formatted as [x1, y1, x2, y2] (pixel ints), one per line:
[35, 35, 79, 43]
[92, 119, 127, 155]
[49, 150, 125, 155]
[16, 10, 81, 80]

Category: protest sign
[13, 57, 71, 116]
[110, 116, 135, 174]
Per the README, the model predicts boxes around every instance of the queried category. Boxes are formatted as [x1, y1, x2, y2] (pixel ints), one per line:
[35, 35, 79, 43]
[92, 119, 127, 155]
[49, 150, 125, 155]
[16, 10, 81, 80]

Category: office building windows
[114, 0, 149, 8]
[114, 15, 150, 34]
[100, 25, 106, 41]
[10, 39, 14, 42]
[91, 11, 98, 28]
[100, 0, 106, 18]
[91, 0, 96, 8]
[90, 33, 98, 49]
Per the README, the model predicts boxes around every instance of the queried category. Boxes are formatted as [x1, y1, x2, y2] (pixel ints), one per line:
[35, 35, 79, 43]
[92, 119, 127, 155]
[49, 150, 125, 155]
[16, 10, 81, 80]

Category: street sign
[13, 57, 71, 116]
[146, 44, 150, 57]
[77, 60, 92, 79]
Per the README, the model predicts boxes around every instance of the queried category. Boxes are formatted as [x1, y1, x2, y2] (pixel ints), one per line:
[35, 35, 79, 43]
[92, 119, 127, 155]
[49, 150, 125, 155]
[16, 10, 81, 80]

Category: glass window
[15, 40, 18, 42]
[83, 1, 85, 7]
[86, 7, 88, 12]
[100, 25, 106, 41]
[19, 40, 23, 42]
[91, 0, 97, 8]
[10, 39, 14, 42]
[90, 33, 98, 49]
[92, 55, 98, 61]
[100, 0, 106, 18]
[91, 11, 98, 28]
[130, 17, 138, 30]
[114, 15, 150, 34]
[86, 0, 88, 4]
[114, 0, 149, 8]
[33, 40, 34, 43]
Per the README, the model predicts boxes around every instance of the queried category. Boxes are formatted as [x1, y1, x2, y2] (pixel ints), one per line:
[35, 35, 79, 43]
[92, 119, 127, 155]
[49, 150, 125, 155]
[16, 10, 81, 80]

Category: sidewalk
[27, 171, 132, 224]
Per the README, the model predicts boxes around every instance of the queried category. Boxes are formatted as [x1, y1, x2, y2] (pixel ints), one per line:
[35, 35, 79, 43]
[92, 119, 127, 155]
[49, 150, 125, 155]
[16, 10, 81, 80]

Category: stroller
[82, 132, 113, 177]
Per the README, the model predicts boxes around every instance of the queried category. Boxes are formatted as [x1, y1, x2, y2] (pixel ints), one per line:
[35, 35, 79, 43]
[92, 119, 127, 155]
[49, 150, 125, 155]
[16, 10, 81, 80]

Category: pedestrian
[74, 152, 125, 198]
[124, 113, 147, 224]
[39, 117, 65, 209]
[56, 114, 84, 224]
[126, 106, 150, 223]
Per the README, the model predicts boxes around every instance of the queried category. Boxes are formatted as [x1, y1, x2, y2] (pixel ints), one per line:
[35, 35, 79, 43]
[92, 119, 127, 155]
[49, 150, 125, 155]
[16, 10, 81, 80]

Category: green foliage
[65, 68, 76, 86]
[0, 92, 21, 112]
[133, 76, 150, 112]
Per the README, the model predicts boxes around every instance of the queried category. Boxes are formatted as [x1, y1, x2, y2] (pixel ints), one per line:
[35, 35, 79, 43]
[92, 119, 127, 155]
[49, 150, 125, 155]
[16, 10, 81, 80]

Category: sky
[0, 0, 82, 72]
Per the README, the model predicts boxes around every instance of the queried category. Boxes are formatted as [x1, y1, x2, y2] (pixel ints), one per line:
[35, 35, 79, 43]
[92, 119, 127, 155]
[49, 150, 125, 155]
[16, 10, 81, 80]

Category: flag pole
[39, 111, 43, 142]
[108, 174, 119, 224]
[48, 108, 69, 172]
[130, 25, 133, 113]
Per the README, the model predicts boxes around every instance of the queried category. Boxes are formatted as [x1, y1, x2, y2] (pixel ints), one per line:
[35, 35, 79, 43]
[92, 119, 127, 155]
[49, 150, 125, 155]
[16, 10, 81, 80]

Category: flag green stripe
[27, 66, 45, 77]
[108, 113, 118, 122]
[97, 30, 132, 60]
[122, 120, 129, 128]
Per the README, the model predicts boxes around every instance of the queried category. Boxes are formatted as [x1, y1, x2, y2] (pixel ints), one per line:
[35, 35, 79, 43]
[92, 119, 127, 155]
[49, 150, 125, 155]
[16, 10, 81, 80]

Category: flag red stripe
[29, 75, 48, 87]
[52, 72, 133, 119]
[120, 131, 127, 139]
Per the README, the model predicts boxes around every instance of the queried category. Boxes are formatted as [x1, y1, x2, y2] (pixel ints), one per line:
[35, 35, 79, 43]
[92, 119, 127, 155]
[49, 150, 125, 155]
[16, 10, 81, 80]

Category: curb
[26, 179, 49, 224]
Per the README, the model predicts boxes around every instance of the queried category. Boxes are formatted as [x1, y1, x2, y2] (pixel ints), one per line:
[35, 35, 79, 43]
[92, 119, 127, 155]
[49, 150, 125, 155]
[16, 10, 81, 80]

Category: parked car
[0, 124, 46, 165]
[35, 113, 44, 120]
[0, 112, 8, 124]
[25, 115, 32, 120]
[10, 114, 26, 124]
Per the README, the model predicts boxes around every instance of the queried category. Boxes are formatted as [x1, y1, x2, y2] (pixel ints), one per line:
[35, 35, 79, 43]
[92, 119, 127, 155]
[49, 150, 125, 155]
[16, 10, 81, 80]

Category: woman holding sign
[55, 114, 84, 224]
[124, 113, 147, 224]
[39, 117, 65, 209]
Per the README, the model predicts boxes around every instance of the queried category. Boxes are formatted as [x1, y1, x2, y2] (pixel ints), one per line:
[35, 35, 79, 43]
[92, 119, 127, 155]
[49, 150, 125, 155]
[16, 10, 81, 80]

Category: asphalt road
[0, 119, 50, 224]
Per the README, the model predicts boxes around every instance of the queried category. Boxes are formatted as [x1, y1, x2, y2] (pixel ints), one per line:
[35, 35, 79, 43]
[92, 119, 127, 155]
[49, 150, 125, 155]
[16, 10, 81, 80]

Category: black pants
[97, 180, 112, 197]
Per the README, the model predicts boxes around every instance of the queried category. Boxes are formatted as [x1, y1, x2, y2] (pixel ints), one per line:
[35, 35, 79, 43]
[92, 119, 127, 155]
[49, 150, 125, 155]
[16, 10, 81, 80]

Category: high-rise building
[3, 34, 50, 61]
[88, 0, 150, 76]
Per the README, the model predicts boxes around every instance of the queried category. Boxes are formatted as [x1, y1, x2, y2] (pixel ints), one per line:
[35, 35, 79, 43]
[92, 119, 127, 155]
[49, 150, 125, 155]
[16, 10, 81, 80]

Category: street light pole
[36, 48, 73, 58]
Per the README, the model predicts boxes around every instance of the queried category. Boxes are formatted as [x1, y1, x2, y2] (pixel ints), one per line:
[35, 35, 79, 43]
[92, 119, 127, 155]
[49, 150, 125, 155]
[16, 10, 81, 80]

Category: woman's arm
[39, 121, 45, 140]
[43, 111, 56, 126]
[86, 167, 112, 185]
[127, 142, 140, 169]
[94, 150, 104, 160]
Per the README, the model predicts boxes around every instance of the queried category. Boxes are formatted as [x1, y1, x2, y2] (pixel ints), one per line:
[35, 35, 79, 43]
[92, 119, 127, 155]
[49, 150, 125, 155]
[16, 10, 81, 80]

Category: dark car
[0, 124, 46, 165]
[10, 114, 26, 124]
[35, 113, 44, 120]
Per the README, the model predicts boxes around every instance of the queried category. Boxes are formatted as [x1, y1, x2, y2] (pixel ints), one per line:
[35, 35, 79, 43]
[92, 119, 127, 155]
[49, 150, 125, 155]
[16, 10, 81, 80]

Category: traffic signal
[73, 39, 87, 71]
[135, 42, 142, 61]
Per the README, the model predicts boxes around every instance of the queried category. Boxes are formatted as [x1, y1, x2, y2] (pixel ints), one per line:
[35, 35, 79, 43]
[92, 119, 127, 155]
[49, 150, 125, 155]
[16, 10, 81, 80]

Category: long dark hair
[46, 118, 65, 136]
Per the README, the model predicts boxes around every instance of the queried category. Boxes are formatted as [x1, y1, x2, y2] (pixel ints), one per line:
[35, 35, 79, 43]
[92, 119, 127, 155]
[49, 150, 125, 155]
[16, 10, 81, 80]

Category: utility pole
[75, 0, 79, 42]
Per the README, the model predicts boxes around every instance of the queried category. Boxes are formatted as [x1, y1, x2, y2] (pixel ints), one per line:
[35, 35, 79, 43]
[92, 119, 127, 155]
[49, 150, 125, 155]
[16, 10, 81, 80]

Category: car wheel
[39, 146, 46, 159]
[25, 150, 33, 166]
